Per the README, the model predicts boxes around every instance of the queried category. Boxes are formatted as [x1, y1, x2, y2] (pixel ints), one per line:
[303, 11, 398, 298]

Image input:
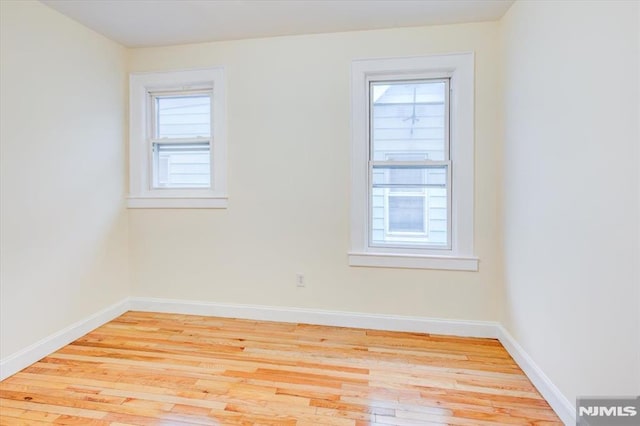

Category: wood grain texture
[0, 312, 561, 425]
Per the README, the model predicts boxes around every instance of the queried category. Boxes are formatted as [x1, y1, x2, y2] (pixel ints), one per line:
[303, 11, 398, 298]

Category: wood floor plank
[0, 312, 561, 425]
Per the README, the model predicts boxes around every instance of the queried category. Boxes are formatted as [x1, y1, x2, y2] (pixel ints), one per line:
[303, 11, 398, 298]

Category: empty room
[0, 0, 638, 425]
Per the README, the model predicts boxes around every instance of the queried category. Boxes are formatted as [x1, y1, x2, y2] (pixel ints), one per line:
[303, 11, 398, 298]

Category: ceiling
[41, 0, 514, 48]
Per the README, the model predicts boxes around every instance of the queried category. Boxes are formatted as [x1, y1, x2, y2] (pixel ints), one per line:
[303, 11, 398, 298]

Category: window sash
[369, 163, 451, 250]
[149, 90, 213, 141]
[367, 77, 451, 250]
[150, 137, 210, 145]
[369, 78, 450, 163]
[151, 141, 211, 189]
[147, 89, 214, 190]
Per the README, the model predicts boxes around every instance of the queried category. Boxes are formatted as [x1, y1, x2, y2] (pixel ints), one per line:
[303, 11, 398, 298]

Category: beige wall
[127, 22, 503, 321]
[501, 0, 640, 402]
[5, 0, 637, 411]
[0, 1, 129, 358]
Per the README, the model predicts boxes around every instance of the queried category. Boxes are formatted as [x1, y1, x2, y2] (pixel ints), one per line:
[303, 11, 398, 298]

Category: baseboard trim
[498, 325, 575, 425]
[129, 297, 573, 424]
[0, 296, 574, 425]
[0, 298, 130, 381]
[128, 297, 499, 338]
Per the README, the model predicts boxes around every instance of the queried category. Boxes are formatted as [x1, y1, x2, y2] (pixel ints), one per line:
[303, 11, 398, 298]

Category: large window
[350, 54, 477, 271]
[128, 68, 227, 208]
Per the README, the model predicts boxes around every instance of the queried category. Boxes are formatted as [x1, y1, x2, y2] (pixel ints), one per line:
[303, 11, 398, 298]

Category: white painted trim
[350, 53, 476, 269]
[348, 252, 478, 271]
[129, 67, 227, 204]
[129, 297, 498, 338]
[130, 297, 569, 423]
[498, 325, 575, 425]
[127, 196, 228, 209]
[0, 298, 129, 381]
[0, 296, 571, 425]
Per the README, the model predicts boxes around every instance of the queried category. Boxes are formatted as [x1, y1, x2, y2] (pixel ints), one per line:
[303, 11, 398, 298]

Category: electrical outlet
[296, 274, 305, 287]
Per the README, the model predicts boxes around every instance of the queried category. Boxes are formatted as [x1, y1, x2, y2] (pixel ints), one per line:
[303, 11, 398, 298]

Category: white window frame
[128, 68, 227, 208]
[150, 89, 212, 189]
[349, 53, 478, 271]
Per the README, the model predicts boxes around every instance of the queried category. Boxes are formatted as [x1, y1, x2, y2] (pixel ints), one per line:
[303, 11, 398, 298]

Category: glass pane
[372, 165, 447, 188]
[370, 80, 446, 161]
[156, 95, 211, 138]
[153, 142, 210, 188]
[371, 165, 448, 247]
[389, 196, 425, 232]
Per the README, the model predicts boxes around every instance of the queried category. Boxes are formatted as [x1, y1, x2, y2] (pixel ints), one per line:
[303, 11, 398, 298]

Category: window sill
[348, 252, 478, 271]
[127, 196, 228, 209]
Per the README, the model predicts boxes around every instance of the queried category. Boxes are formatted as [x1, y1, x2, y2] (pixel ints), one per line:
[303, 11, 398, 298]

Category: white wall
[127, 22, 503, 321]
[0, 1, 129, 358]
[501, 0, 640, 404]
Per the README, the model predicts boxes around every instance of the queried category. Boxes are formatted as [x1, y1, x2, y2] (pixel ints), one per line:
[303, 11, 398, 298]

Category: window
[128, 68, 227, 208]
[349, 54, 477, 271]
[152, 93, 211, 189]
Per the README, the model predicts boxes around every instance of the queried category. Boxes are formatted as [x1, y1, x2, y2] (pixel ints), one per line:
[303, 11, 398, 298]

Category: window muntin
[149, 91, 212, 189]
[369, 79, 450, 249]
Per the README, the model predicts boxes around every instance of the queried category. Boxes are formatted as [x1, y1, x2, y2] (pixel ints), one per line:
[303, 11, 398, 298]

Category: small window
[350, 53, 477, 271]
[150, 92, 212, 189]
[128, 68, 227, 208]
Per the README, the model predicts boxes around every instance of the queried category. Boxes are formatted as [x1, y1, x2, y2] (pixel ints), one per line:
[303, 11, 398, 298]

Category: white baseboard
[129, 297, 573, 424]
[0, 298, 129, 381]
[128, 297, 499, 338]
[0, 296, 573, 425]
[498, 325, 575, 425]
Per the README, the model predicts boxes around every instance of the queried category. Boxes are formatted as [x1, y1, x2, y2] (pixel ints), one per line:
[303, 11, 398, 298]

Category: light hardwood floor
[0, 312, 561, 425]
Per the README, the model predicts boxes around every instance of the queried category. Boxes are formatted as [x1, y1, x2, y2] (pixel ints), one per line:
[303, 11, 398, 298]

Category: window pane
[389, 196, 425, 232]
[371, 165, 448, 246]
[153, 142, 210, 188]
[370, 80, 446, 161]
[371, 187, 448, 246]
[156, 95, 211, 138]
[372, 165, 447, 188]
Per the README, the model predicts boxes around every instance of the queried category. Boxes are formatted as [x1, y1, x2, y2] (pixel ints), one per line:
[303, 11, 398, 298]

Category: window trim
[349, 53, 477, 271]
[128, 68, 227, 209]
